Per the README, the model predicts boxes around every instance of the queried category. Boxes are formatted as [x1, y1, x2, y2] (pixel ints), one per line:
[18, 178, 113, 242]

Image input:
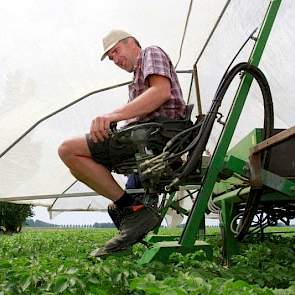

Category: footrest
[138, 240, 212, 264]
[144, 234, 180, 244]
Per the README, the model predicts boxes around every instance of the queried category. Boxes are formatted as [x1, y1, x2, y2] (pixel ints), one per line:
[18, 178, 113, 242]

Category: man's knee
[58, 137, 89, 163]
[58, 139, 74, 162]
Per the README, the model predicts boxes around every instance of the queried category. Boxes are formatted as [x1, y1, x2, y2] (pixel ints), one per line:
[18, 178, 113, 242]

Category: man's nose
[113, 55, 119, 64]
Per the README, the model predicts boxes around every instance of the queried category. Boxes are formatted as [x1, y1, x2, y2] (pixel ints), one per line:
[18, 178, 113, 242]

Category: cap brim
[100, 52, 107, 61]
[100, 41, 118, 61]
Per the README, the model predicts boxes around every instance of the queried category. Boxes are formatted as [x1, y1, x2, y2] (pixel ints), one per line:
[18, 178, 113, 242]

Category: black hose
[235, 67, 274, 241]
[177, 62, 273, 182]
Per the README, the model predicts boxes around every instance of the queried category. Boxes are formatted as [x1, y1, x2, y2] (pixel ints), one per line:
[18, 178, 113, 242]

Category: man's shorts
[86, 120, 193, 172]
[86, 132, 167, 172]
[86, 133, 137, 171]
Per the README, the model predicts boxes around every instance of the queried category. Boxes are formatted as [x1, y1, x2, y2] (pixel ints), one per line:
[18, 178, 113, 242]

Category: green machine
[108, 0, 294, 264]
[117, 0, 295, 264]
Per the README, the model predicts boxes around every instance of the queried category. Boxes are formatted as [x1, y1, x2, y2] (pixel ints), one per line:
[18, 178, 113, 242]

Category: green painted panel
[227, 128, 263, 161]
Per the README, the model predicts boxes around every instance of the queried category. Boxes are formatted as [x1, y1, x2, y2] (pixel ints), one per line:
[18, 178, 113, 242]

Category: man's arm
[90, 74, 171, 142]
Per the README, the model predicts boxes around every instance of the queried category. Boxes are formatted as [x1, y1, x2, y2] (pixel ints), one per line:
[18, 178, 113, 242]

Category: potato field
[0, 228, 295, 294]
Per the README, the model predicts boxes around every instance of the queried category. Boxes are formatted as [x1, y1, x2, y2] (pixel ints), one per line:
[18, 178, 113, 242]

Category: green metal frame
[139, 0, 282, 265]
[214, 130, 295, 262]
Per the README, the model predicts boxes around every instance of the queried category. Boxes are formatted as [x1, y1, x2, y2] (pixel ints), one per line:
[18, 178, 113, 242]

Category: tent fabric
[1, 1, 294, 216]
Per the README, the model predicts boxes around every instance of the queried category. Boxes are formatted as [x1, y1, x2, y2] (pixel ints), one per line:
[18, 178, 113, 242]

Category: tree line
[0, 201, 117, 233]
[0, 202, 33, 233]
[25, 218, 116, 228]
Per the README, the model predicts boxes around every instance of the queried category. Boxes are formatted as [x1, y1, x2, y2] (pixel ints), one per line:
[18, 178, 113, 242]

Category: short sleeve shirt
[128, 46, 186, 121]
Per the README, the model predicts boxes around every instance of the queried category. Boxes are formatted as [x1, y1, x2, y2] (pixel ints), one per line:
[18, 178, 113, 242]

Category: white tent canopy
[1, 0, 294, 215]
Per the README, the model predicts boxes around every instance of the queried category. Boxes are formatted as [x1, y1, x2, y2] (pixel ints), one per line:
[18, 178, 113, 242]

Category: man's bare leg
[58, 136, 124, 202]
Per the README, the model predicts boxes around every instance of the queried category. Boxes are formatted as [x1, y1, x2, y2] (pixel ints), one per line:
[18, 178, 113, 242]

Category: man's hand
[90, 115, 113, 142]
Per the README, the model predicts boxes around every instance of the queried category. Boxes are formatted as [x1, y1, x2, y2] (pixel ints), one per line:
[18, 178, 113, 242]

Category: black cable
[235, 66, 274, 241]
[170, 63, 273, 186]
[163, 120, 204, 154]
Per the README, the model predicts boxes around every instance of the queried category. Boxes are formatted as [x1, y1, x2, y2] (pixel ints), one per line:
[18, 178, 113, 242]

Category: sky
[33, 205, 221, 227]
[33, 206, 112, 225]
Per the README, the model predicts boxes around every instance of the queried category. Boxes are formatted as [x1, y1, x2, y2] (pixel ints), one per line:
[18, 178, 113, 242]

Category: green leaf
[66, 267, 78, 275]
[0, 261, 11, 269]
[21, 276, 31, 291]
[88, 276, 100, 285]
[54, 276, 69, 293]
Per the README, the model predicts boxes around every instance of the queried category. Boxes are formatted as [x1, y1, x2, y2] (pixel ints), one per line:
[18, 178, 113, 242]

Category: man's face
[107, 39, 135, 73]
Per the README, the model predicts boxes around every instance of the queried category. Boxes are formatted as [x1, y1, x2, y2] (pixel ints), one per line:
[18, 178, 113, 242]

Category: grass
[0, 227, 294, 294]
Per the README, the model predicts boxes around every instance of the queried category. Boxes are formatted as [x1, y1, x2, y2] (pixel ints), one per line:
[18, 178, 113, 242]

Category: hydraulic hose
[235, 67, 274, 241]
[175, 62, 273, 185]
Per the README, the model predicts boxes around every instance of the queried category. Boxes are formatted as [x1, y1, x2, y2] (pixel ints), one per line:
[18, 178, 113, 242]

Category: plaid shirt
[128, 46, 186, 121]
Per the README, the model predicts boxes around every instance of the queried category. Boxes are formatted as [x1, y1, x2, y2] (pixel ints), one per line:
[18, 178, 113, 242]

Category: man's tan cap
[101, 29, 132, 61]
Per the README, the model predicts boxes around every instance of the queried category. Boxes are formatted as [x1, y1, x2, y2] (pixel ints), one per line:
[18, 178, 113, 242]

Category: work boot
[89, 205, 161, 258]
[107, 203, 123, 230]
[107, 193, 159, 229]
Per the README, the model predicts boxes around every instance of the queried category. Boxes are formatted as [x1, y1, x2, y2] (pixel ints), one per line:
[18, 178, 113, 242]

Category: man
[58, 29, 187, 257]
